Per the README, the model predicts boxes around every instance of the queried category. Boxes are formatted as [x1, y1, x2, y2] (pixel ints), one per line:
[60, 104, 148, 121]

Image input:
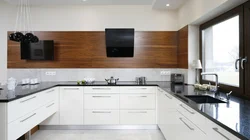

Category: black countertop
[0, 81, 249, 139]
[0, 81, 159, 102]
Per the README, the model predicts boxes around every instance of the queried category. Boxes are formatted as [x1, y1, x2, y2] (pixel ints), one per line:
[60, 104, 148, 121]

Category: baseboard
[39, 125, 159, 130]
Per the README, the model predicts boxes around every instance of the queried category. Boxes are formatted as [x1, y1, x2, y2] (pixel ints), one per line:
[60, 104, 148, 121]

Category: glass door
[200, 7, 244, 95]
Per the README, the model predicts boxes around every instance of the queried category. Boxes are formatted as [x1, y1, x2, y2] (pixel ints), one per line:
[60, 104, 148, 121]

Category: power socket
[45, 71, 56, 76]
[160, 71, 171, 76]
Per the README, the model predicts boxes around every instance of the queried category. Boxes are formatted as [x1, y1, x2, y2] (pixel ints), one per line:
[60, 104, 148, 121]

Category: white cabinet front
[84, 94, 119, 110]
[120, 94, 156, 109]
[120, 87, 156, 94]
[161, 110, 206, 140]
[120, 110, 156, 125]
[8, 109, 41, 140]
[84, 110, 119, 125]
[60, 87, 84, 125]
[84, 87, 119, 94]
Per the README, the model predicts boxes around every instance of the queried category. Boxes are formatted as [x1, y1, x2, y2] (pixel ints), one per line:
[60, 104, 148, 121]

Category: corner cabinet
[0, 87, 58, 140]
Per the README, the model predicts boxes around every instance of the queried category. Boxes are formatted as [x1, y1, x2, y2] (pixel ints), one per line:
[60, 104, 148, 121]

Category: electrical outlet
[160, 71, 171, 76]
[45, 71, 56, 76]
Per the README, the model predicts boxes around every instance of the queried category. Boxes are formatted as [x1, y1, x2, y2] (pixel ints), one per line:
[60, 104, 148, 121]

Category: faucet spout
[201, 72, 218, 92]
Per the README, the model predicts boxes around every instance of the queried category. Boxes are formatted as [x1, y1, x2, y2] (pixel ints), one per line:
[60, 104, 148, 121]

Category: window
[201, 15, 240, 87]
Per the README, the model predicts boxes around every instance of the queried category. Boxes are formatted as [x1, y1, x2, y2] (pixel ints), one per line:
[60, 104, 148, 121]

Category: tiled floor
[31, 130, 166, 140]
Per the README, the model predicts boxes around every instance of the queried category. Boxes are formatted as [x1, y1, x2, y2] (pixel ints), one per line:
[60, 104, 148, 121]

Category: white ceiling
[153, 0, 188, 10]
[3, 0, 188, 10]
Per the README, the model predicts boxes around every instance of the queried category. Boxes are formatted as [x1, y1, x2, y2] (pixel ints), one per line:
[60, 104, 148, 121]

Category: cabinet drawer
[84, 87, 119, 94]
[40, 88, 58, 105]
[8, 94, 40, 123]
[84, 94, 119, 109]
[120, 94, 156, 109]
[120, 87, 156, 94]
[158, 88, 180, 109]
[8, 109, 41, 140]
[84, 110, 119, 125]
[120, 110, 156, 125]
[39, 101, 58, 123]
[206, 120, 241, 140]
[161, 111, 206, 140]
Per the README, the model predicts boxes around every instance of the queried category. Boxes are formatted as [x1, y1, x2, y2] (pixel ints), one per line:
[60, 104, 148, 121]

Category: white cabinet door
[60, 87, 84, 125]
[120, 87, 156, 94]
[84, 87, 119, 94]
[120, 94, 156, 109]
[205, 120, 241, 140]
[161, 110, 206, 140]
[120, 110, 156, 125]
[84, 94, 119, 110]
[84, 110, 119, 125]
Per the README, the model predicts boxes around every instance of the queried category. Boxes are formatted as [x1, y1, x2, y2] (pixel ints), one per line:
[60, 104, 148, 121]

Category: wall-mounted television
[21, 40, 54, 60]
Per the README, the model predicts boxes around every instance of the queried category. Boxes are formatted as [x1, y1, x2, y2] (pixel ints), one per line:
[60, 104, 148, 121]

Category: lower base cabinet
[84, 110, 119, 125]
[160, 110, 206, 140]
[120, 110, 156, 125]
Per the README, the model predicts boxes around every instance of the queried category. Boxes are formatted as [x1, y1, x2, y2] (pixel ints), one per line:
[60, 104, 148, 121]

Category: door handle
[165, 94, 172, 99]
[179, 118, 194, 131]
[235, 58, 241, 69]
[213, 128, 230, 140]
[241, 57, 247, 69]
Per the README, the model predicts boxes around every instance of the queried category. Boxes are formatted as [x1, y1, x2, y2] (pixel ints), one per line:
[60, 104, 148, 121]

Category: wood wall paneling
[8, 31, 178, 68]
[177, 26, 189, 69]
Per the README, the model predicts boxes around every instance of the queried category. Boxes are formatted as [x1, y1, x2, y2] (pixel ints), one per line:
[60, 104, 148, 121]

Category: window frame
[199, 5, 244, 95]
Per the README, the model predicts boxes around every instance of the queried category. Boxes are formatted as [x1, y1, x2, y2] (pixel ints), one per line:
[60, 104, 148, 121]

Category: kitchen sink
[184, 95, 226, 104]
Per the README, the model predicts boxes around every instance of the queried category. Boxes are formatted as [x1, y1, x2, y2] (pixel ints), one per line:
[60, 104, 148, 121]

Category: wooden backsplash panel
[177, 26, 189, 69]
[8, 31, 178, 68]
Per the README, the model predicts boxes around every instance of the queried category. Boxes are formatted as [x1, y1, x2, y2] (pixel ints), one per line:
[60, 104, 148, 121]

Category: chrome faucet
[201, 73, 219, 92]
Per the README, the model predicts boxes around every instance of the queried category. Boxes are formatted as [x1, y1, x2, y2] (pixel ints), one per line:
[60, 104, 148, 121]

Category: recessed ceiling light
[166, 4, 170, 7]
[82, 0, 87, 1]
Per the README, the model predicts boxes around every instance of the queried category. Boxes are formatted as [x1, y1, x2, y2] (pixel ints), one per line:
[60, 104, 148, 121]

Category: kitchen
[0, 0, 250, 140]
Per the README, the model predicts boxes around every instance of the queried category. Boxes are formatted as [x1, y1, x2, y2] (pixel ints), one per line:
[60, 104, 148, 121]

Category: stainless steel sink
[184, 95, 226, 104]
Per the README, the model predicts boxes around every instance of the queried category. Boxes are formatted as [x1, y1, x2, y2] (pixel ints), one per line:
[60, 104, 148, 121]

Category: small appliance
[21, 40, 54, 60]
[105, 76, 119, 85]
[171, 74, 184, 84]
[136, 77, 147, 85]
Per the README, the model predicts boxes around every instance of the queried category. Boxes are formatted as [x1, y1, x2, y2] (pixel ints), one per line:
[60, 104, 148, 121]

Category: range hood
[105, 28, 134, 57]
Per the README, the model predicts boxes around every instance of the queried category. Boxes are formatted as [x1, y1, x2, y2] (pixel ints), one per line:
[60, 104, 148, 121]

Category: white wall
[178, 0, 247, 29]
[0, 1, 179, 84]
[178, 0, 227, 29]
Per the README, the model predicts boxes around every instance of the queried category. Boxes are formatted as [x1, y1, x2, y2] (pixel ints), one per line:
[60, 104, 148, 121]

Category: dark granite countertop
[0, 81, 160, 102]
[161, 83, 250, 140]
[0, 81, 249, 139]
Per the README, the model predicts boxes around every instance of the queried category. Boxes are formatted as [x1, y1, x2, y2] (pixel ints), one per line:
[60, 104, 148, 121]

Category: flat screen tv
[21, 40, 54, 60]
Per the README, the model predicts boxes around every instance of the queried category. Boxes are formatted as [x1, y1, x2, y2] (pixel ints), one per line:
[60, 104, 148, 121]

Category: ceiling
[3, 0, 188, 10]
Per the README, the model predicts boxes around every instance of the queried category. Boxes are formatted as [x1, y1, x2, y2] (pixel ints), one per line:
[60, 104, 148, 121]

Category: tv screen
[21, 40, 54, 60]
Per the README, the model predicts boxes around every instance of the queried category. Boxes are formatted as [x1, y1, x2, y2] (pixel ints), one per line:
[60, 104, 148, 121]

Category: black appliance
[105, 28, 134, 57]
[21, 40, 54, 60]
[171, 73, 184, 84]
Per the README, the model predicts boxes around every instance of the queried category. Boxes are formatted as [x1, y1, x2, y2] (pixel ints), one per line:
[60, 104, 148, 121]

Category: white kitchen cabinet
[84, 94, 119, 110]
[8, 93, 40, 124]
[120, 94, 156, 109]
[84, 110, 119, 125]
[120, 86, 156, 94]
[59, 87, 84, 125]
[40, 87, 60, 125]
[120, 110, 156, 125]
[161, 110, 206, 140]
[204, 120, 241, 140]
[84, 87, 119, 94]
